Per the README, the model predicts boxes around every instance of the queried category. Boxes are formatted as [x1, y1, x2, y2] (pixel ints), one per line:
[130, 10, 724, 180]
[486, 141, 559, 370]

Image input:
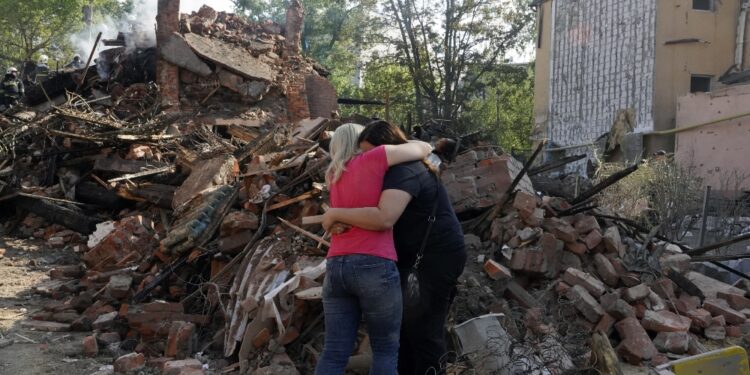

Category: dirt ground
[0, 236, 110, 375]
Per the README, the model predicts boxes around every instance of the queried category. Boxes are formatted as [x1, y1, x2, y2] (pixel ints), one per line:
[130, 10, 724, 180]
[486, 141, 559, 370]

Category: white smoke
[69, 0, 158, 60]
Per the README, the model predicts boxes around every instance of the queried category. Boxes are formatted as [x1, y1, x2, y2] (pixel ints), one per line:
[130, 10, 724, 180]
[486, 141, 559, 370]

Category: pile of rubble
[1, 3, 749, 375]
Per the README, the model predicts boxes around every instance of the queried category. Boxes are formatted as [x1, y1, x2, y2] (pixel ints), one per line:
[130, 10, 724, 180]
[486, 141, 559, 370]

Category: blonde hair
[327, 123, 365, 184]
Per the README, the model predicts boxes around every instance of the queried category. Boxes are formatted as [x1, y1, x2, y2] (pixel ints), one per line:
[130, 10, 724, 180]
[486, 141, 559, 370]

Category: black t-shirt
[383, 161, 465, 267]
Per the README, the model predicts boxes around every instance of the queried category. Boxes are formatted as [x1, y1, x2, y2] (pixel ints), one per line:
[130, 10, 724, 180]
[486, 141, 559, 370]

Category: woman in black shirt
[322, 120, 467, 375]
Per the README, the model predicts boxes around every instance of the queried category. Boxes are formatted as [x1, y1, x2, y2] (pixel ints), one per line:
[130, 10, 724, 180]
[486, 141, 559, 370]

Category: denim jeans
[315, 254, 402, 375]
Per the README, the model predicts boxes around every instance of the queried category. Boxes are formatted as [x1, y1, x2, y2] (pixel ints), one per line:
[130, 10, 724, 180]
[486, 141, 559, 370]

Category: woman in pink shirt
[315, 123, 432, 375]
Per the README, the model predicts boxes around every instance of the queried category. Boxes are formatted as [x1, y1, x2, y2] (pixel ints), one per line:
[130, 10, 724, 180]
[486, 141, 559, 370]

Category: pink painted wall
[675, 84, 750, 191]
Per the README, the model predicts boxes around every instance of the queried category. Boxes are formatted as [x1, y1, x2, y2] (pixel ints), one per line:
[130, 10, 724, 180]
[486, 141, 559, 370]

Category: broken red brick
[595, 313, 616, 335]
[564, 241, 587, 256]
[717, 291, 750, 311]
[593, 254, 619, 287]
[509, 249, 547, 276]
[483, 259, 512, 281]
[165, 321, 195, 359]
[562, 267, 606, 297]
[641, 310, 691, 333]
[114, 352, 145, 374]
[162, 358, 203, 375]
[574, 215, 600, 235]
[543, 218, 577, 243]
[653, 332, 689, 354]
[703, 298, 747, 325]
[622, 284, 651, 303]
[615, 317, 657, 365]
[583, 229, 603, 251]
[82, 335, 98, 358]
[686, 308, 712, 329]
[602, 227, 623, 255]
[567, 285, 605, 323]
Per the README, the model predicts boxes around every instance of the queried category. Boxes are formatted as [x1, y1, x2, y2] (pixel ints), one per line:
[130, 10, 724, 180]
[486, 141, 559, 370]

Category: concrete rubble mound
[1, 3, 749, 375]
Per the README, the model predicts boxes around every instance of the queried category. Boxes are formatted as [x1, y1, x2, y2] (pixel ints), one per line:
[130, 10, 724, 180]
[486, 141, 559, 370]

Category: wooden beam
[278, 217, 330, 247]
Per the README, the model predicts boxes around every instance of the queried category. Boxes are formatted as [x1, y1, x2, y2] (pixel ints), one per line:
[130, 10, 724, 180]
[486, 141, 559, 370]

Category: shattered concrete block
[622, 284, 651, 303]
[160, 33, 212, 76]
[484, 259, 512, 281]
[615, 317, 657, 365]
[184, 33, 276, 82]
[703, 298, 747, 325]
[114, 352, 145, 374]
[653, 332, 689, 354]
[567, 285, 605, 323]
[641, 310, 691, 333]
[562, 268, 605, 297]
[593, 254, 619, 287]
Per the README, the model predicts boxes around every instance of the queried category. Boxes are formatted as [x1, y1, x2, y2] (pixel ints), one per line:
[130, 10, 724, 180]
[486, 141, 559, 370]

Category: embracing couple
[315, 120, 467, 375]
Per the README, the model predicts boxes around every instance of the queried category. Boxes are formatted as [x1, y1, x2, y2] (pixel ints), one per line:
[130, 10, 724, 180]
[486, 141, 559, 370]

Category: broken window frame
[690, 74, 712, 93]
[692, 0, 714, 11]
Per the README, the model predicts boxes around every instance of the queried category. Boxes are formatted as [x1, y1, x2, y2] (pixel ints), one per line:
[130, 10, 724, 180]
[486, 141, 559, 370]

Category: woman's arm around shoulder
[383, 140, 432, 166]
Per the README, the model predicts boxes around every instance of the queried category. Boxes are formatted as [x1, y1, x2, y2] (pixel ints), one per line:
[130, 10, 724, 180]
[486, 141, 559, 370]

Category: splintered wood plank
[184, 33, 276, 82]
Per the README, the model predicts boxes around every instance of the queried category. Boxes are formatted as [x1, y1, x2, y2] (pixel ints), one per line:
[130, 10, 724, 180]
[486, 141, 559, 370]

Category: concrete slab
[160, 33, 212, 76]
[184, 33, 276, 82]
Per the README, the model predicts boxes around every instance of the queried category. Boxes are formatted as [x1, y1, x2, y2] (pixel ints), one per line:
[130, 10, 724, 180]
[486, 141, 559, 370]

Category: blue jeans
[315, 254, 402, 375]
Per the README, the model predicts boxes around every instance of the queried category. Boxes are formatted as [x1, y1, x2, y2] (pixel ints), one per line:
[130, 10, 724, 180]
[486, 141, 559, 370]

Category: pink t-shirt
[327, 146, 397, 261]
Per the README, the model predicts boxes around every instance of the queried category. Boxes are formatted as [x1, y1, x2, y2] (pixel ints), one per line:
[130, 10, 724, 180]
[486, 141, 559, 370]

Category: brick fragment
[705, 324, 726, 340]
[686, 308, 712, 329]
[615, 317, 657, 365]
[567, 285, 605, 323]
[717, 290, 750, 311]
[675, 295, 701, 315]
[595, 313, 616, 334]
[97, 332, 121, 346]
[93, 311, 118, 330]
[562, 267, 606, 297]
[114, 352, 145, 374]
[163, 358, 203, 375]
[538, 233, 562, 278]
[165, 321, 195, 359]
[727, 325, 742, 338]
[602, 227, 623, 256]
[653, 332, 689, 354]
[543, 218, 577, 243]
[703, 298, 746, 325]
[509, 249, 547, 276]
[660, 254, 691, 274]
[564, 241, 587, 256]
[650, 278, 676, 301]
[483, 259, 512, 281]
[574, 215, 600, 235]
[602, 297, 636, 321]
[641, 310, 691, 332]
[107, 275, 132, 299]
[82, 335, 98, 358]
[622, 284, 650, 302]
[512, 191, 538, 215]
[583, 229, 603, 251]
[593, 254, 619, 287]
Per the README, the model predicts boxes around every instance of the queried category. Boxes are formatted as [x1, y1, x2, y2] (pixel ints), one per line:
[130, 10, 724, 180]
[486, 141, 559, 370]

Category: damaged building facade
[533, 0, 750, 181]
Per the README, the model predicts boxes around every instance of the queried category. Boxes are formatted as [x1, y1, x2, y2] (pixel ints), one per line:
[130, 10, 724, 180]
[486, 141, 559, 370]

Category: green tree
[382, 0, 535, 123]
[462, 64, 535, 152]
[0, 0, 123, 67]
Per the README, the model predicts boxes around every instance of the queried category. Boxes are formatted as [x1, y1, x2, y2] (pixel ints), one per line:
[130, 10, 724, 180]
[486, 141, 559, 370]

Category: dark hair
[358, 120, 409, 146]
[359, 120, 439, 174]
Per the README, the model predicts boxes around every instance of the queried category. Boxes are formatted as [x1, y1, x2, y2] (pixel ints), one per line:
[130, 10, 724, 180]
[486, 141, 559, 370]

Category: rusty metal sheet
[184, 33, 276, 82]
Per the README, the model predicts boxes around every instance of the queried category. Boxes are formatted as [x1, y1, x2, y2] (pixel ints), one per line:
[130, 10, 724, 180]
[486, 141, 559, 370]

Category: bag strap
[412, 172, 440, 270]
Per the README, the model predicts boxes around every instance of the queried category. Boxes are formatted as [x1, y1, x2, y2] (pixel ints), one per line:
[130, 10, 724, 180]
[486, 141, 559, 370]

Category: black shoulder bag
[404, 173, 440, 307]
